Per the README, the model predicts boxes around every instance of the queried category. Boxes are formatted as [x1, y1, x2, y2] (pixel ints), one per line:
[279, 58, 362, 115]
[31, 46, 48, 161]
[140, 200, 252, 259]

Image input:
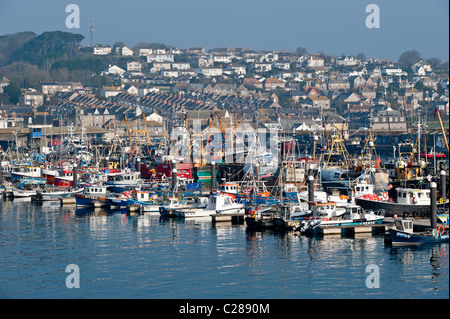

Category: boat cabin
[394, 219, 414, 233]
[321, 168, 350, 181]
[195, 196, 209, 208]
[219, 182, 240, 194]
[206, 194, 238, 210]
[396, 188, 430, 205]
[106, 171, 141, 184]
[133, 191, 153, 202]
[14, 166, 42, 177]
[309, 201, 345, 219]
[354, 181, 374, 198]
[84, 185, 108, 197]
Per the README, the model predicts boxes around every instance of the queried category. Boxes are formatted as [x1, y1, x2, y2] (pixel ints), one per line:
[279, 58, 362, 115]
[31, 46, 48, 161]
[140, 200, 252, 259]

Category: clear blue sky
[0, 0, 448, 62]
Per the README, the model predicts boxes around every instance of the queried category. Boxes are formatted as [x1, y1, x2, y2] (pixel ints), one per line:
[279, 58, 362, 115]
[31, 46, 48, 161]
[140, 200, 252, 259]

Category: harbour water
[0, 199, 448, 300]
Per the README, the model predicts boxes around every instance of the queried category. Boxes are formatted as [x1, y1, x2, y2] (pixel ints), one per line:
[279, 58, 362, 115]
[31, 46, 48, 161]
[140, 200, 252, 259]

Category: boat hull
[75, 194, 108, 207]
[356, 198, 449, 217]
[106, 197, 129, 209]
[389, 229, 449, 245]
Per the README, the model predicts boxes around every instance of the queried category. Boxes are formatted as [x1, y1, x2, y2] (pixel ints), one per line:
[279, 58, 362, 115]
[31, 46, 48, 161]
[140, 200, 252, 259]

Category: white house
[146, 111, 164, 123]
[171, 62, 191, 70]
[123, 84, 138, 95]
[100, 86, 123, 98]
[307, 56, 325, 67]
[147, 54, 174, 63]
[197, 56, 214, 68]
[160, 69, 180, 78]
[273, 61, 291, 70]
[228, 64, 246, 75]
[213, 54, 233, 64]
[196, 67, 223, 77]
[121, 46, 134, 56]
[127, 61, 142, 72]
[411, 61, 432, 75]
[93, 45, 112, 55]
[138, 86, 159, 97]
[335, 56, 359, 66]
[139, 48, 153, 56]
[260, 52, 278, 63]
[382, 68, 406, 76]
[104, 65, 126, 76]
[254, 62, 272, 72]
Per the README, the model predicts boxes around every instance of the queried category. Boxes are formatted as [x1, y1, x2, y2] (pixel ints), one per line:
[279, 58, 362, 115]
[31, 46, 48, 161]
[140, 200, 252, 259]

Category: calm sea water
[0, 199, 448, 299]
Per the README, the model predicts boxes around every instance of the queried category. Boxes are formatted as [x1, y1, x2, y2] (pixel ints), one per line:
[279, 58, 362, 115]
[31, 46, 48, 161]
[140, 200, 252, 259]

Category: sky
[0, 0, 448, 62]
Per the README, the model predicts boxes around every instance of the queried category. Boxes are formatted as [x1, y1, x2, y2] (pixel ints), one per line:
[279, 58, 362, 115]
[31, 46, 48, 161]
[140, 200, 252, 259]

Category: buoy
[437, 225, 445, 235]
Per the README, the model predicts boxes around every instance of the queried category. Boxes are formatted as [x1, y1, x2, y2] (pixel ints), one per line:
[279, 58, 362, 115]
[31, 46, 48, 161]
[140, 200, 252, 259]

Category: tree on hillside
[1, 81, 21, 104]
[398, 50, 422, 68]
[295, 47, 308, 56]
[356, 53, 367, 61]
[11, 31, 84, 72]
[0, 31, 37, 66]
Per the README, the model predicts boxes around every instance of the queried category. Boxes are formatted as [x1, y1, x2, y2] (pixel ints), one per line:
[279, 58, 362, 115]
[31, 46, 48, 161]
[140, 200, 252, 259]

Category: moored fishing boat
[75, 185, 109, 207]
[355, 187, 449, 217]
[126, 190, 162, 214]
[34, 187, 84, 201]
[178, 194, 244, 218]
[389, 219, 449, 245]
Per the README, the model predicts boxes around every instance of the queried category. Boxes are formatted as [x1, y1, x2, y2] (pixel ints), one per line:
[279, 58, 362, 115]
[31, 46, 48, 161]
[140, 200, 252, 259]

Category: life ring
[403, 212, 409, 218]
[412, 196, 417, 204]
[382, 192, 388, 200]
[437, 225, 445, 235]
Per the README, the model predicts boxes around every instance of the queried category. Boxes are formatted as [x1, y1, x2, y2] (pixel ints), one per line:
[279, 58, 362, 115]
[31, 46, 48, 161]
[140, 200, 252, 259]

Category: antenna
[90, 21, 95, 47]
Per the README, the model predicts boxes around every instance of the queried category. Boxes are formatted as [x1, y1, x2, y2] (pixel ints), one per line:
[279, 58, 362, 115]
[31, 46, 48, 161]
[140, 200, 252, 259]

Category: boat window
[426, 193, 430, 198]
[408, 192, 413, 198]
[417, 193, 422, 198]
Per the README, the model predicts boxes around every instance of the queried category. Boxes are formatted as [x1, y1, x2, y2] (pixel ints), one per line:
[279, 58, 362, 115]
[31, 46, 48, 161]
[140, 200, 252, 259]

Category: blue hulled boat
[389, 219, 449, 245]
[75, 185, 109, 208]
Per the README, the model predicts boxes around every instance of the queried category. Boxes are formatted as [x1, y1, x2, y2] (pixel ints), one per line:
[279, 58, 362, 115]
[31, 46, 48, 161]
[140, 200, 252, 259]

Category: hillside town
[0, 38, 448, 158]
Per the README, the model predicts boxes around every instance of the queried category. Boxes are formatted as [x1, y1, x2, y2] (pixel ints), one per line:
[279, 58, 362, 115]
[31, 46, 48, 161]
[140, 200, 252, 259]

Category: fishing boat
[104, 171, 142, 193]
[10, 166, 45, 183]
[356, 187, 449, 217]
[172, 196, 210, 217]
[34, 187, 84, 201]
[245, 205, 275, 229]
[177, 194, 245, 218]
[126, 190, 163, 214]
[159, 197, 190, 217]
[75, 185, 109, 207]
[12, 187, 37, 199]
[106, 191, 132, 209]
[54, 170, 75, 187]
[389, 219, 449, 245]
[218, 181, 281, 207]
[41, 168, 59, 185]
[298, 202, 385, 233]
